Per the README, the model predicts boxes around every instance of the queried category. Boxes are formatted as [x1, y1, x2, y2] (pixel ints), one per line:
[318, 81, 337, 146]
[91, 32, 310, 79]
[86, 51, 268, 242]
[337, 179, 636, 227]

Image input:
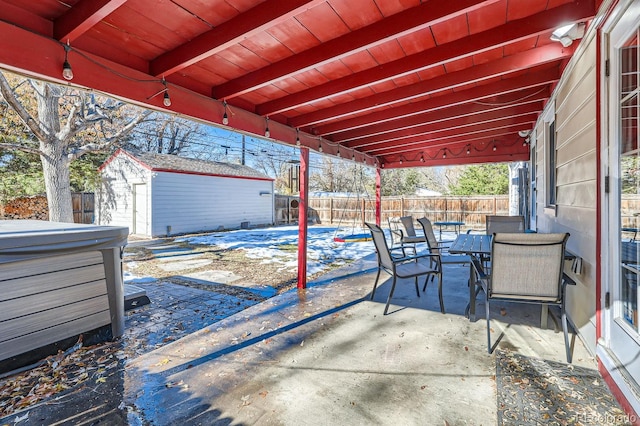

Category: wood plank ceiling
[0, 0, 596, 168]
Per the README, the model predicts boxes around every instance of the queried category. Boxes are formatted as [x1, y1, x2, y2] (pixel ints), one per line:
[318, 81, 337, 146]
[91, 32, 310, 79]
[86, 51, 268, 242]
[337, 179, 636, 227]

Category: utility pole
[241, 134, 245, 165]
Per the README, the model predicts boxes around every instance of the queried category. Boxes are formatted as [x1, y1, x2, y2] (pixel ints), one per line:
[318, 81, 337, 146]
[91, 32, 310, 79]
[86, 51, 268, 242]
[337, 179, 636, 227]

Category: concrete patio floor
[121, 254, 596, 425]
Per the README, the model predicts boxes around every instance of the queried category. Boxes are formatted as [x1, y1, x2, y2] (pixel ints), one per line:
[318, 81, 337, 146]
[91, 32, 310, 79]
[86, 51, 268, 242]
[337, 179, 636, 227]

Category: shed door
[606, 1, 640, 381]
[133, 183, 148, 235]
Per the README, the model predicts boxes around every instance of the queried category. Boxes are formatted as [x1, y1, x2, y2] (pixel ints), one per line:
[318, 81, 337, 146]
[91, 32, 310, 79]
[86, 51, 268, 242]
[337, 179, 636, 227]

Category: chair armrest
[470, 257, 488, 281]
[393, 252, 440, 264]
[562, 273, 576, 286]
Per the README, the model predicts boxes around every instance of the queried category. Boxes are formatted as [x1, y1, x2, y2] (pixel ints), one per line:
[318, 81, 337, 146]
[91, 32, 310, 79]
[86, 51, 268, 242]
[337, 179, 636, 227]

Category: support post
[297, 147, 309, 289]
[376, 167, 381, 226]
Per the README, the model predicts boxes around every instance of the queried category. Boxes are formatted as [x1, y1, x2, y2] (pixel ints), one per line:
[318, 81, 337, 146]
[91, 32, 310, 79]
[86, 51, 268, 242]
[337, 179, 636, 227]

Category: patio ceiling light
[62, 42, 73, 81]
[551, 23, 585, 47]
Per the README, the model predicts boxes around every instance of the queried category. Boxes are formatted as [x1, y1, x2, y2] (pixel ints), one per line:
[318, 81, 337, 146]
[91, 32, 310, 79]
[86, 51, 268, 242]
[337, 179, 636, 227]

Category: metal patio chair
[365, 222, 443, 315]
[485, 215, 526, 234]
[470, 232, 575, 363]
[417, 217, 471, 290]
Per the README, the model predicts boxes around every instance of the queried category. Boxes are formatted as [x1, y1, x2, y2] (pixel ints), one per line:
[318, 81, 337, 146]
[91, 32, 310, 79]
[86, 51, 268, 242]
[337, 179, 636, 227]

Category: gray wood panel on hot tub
[0, 220, 128, 363]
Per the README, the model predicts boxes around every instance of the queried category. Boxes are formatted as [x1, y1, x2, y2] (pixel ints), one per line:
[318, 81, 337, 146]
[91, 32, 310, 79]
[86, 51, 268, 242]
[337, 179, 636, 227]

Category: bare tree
[0, 71, 149, 222]
[129, 116, 206, 155]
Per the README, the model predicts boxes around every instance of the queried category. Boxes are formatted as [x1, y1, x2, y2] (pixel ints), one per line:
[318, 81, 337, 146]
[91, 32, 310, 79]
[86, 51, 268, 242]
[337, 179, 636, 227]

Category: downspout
[297, 147, 309, 289]
[376, 167, 382, 226]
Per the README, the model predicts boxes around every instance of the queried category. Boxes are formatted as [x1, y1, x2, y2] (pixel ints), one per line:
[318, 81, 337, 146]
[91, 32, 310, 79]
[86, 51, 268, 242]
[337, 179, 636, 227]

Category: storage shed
[97, 149, 275, 237]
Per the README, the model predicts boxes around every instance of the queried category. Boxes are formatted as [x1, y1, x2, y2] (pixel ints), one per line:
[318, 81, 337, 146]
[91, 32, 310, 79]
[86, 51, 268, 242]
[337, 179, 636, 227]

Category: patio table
[433, 221, 465, 240]
[449, 234, 491, 321]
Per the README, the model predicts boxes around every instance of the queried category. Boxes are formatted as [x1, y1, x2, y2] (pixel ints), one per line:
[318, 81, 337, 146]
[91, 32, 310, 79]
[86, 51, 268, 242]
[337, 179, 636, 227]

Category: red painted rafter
[257, 0, 594, 117]
[54, 0, 127, 42]
[336, 95, 547, 144]
[289, 44, 572, 128]
[382, 134, 529, 159]
[380, 141, 530, 168]
[313, 70, 556, 136]
[151, 0, 325, 78]
[364, 117, 537, 156]
[212, 0, 500, 100]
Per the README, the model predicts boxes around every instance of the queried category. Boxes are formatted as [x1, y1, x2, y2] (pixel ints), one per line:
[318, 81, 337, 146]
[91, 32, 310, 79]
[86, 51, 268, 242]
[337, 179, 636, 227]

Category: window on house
[547, 120, 557, 206]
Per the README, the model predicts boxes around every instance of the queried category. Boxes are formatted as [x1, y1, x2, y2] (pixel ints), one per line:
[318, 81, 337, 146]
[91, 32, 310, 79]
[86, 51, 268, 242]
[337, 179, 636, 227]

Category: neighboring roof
[102, 149, 273, 181]
[415, 188, 442, 197]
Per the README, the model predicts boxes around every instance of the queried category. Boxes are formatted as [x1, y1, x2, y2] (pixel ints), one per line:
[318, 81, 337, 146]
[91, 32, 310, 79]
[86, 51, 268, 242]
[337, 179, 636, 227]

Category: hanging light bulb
[318, 143, 323, 153]
[442, 150, 447, 159]
[265, 117, 270, 138]
[493, 144, 497, 151]
[420, 154, 425, 163]
[222, 101, 229, 125]
[296, 129, 300, 146]
[162, 78, 171, 107]
[337, 147, 341, 157]
[399, 158, 403, 165]
[62, 42, 73, 81]
[466, 146, 471, 155]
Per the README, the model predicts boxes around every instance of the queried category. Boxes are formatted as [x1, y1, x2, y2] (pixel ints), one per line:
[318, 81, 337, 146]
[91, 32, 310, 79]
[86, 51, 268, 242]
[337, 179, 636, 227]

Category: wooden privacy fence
[276, 195, 510, 230]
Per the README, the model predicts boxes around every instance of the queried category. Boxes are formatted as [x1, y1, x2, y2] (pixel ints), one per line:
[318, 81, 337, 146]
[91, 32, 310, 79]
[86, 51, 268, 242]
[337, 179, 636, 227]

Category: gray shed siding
[98, 151, 274, 237]
[96, 154, 150, 233]
[150, 171, 274, 236]
[534, 32, 597, 353]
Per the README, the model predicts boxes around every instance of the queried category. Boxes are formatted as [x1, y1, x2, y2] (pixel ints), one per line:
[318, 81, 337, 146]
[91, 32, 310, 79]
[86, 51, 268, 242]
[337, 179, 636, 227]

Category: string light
[265, 117, 270, 138]
[420, 154, 425, 163]
[442, 150, 447, 159]
[222, 101, 229, 125]
[62, 42, 73, 81]
[337, 147, 341, 157]
[493, 144, 497, 151]
[466, 146, 471, 155]
[296, 128, 300, 146]
[318, 143, 323, 152]
[162, 78, 171, 107]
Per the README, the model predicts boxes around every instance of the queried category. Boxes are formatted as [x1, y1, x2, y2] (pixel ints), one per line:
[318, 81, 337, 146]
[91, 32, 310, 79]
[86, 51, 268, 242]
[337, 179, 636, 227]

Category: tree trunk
[36, 83, 74, 223]
[40, 140, 74, 222]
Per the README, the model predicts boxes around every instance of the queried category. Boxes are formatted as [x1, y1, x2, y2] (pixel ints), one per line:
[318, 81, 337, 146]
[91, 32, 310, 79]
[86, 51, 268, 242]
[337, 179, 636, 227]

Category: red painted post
[376, 167, 381, 226]
[297, 147, 309, 289]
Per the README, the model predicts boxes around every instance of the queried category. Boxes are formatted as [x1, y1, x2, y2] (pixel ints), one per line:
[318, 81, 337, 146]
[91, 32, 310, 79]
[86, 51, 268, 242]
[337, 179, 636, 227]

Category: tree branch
[0, 141, 42, 156]
[67, 110, 151, 160]
[0, 72, 48, 141]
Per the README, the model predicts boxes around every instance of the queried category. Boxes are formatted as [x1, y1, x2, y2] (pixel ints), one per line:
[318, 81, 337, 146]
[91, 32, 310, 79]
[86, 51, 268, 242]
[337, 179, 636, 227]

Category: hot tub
[0, 220, 128, 369]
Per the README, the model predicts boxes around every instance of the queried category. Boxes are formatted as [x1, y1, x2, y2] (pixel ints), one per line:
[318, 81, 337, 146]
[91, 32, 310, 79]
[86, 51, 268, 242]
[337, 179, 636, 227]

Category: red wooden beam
[212, 0, 500, 100]
[382, 151, 530, 168]
[375, 168, 381, 227]
[363, 122, 535, 157]
[312, 70, 556, 136]
[151, 0, 324, 78]
[289, 44, 572, 128]
[379, 138, 530, 168]
[337, 97, 546, 145]
[297, 147, 309, 289]
[54, 0, 127, 42]
[257, 0, 594, 117]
